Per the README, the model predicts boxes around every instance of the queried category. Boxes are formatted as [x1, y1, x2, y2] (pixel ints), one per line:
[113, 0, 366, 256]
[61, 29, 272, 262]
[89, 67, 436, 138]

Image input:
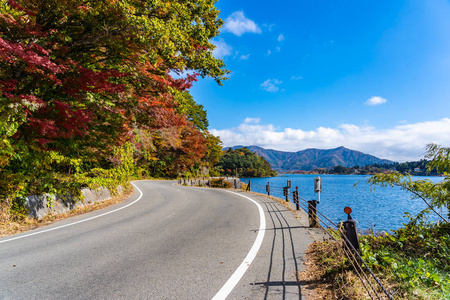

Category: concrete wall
[25, 186, 123, 219]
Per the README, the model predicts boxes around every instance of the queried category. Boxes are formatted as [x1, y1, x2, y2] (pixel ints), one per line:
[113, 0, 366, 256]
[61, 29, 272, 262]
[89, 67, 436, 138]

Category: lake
[240, 174, 445, 232]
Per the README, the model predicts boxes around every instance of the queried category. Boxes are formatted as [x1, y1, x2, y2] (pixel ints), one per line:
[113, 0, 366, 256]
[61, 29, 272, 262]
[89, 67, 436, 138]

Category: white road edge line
[212, 190, 266, 300]
[0, 182, 144, 245]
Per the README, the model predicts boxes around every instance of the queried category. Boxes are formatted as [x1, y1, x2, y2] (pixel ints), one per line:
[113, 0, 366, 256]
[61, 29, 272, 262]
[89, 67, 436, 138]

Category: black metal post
[247, 180, 251, 191]
[286, 180, 291, 201]
[308, 200, 319, 228]
[292, 187, 299, 210]
[234, 179, 237, 189]
[340, 212, 360, 252]
[266, 182, 270, 196]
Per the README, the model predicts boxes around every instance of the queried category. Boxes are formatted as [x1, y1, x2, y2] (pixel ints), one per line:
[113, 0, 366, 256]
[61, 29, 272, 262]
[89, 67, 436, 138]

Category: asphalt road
[0, 181, 316, 299]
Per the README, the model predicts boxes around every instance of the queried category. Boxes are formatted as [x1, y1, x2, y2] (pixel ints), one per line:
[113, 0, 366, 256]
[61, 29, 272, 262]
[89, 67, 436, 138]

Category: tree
[0, 0, 229, 207]
[333, 165, 348, 174]
[202, 132, 223, 175]
[369, 144, 450, 223]
[0, 0, 228, 173]
[216, 147, 277, 177]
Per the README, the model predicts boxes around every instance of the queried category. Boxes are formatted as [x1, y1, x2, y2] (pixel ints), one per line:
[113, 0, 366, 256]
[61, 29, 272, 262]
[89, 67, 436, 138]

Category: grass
[360, 221, 450, 299]
[298, 220, 450, 300]
[0, 185, 133, 238]
[298, 240, 397, 300]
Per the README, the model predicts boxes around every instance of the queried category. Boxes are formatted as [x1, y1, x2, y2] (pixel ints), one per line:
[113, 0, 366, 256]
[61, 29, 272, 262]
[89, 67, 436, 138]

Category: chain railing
[242, 179, 395, 300]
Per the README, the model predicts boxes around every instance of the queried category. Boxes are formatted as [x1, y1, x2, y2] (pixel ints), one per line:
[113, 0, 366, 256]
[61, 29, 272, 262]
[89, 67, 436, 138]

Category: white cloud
[291, 75, 303, 80]
[277, 34, 285, 42]
[211, 39, 232, 59]
[210, 118, 450, 162]
[222, 11, 262, 36]
[239, 54, 250, 60]
[260, 79, 282, 92]
[366, 96, 387, 105]
[243, 117, 260, 124]
[267, 50, 272, 55]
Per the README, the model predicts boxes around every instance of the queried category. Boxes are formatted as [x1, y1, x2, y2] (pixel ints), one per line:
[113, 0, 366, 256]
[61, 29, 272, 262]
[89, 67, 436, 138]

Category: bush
[361, 220, 450, 299]
[210, 178, 232, 188]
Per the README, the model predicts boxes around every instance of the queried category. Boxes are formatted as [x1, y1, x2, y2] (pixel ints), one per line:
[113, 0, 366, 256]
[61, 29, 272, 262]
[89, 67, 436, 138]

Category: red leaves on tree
[25, 101, 92, 144]
[6, 0, 37, 17]
[0, 38, 62, 74]
[64, 66, 127, 98]
[1, 0, 221, 175]
[172, 124, 207, 172]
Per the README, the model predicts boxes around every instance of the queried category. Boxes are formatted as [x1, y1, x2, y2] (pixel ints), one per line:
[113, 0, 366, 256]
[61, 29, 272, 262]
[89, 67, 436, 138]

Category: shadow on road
[257, 196, 303, 300]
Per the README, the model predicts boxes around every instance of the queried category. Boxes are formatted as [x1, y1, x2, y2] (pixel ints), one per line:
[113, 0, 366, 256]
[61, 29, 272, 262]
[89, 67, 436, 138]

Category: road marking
[0, 182, 144, 245]
[212, 190, 266, 300]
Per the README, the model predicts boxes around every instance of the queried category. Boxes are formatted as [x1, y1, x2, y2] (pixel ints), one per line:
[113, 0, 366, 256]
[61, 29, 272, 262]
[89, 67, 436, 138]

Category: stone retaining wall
[25, 186, 123, 219]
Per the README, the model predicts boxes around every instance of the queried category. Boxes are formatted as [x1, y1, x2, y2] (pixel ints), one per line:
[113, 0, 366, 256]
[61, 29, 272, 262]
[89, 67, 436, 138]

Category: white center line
[212, 190, 266, 300]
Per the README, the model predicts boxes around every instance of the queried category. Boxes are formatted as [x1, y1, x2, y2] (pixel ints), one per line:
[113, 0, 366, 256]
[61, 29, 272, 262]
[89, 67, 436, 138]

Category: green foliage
[361, 221, 450, 299]
[0, 1, 227, 220]
[216, 147, 277, 177]
[333, 165, 349, 174]
[175, 91, 209, 131]
[425, 144, 450, 175]
[363, 144, 450, 298]
[210, 178, 232, 188]
[369, 144, 450, 222]
[368, 172, 450, 222]
[203, 132, 223, 170]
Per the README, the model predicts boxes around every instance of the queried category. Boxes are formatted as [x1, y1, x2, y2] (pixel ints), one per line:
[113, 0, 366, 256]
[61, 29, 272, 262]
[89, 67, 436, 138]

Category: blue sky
[190, 0, 450, 162]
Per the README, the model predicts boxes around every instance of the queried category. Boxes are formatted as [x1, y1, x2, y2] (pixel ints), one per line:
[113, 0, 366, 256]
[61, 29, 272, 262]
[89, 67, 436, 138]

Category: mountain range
[228, 145, 393, 172]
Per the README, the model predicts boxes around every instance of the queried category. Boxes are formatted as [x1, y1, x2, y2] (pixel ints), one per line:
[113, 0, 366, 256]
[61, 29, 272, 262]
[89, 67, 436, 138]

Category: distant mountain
[226, 145, 393, 171]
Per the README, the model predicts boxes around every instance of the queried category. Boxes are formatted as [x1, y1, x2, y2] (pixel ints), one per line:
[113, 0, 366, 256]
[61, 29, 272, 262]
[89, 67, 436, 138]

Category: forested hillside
[0, 0, 227, 219]
[216, 147, 277, 177]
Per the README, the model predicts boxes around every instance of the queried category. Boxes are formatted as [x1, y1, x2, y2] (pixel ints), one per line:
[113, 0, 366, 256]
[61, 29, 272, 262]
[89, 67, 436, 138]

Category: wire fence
[178, 177, 394, 299]
[244, 179, 394, 300]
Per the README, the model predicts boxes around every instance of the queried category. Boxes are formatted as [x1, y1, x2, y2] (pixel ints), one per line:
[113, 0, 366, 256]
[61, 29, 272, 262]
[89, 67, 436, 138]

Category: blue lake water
[240, 174, 445, 232]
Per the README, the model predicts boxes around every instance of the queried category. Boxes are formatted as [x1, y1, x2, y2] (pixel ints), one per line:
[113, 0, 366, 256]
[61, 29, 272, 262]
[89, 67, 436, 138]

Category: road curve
[0, 180, 315, 299]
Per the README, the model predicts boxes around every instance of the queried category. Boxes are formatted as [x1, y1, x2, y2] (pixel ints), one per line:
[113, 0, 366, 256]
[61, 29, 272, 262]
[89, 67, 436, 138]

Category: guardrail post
[247, 180, 251, 191]
[293, 187, 299, 210]
[234, 179, 237, 189]
[308, 200, 319, 228]
[286, 180, 291, 202]
[340, 207, 360, 252]
[266, 182, 270, 196]
[221, 179, 224, 188]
